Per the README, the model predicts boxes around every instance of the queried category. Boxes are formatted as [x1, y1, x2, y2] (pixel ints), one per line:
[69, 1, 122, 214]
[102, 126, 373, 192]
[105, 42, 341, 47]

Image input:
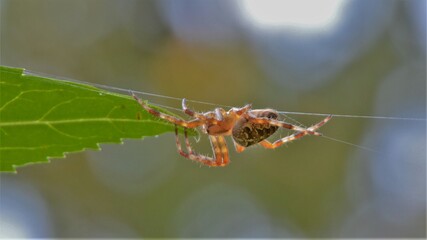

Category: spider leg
[208, 136, 223, 165]
[231, 104, 252, 115]
[233, 140, 246, 153]
[215, 108, 224, 121]
[248, 118, 319, 135]
[258, 115, 333, 149]
[174, 126, 228, 167]
[175, 126, 205, 161]
[259, 132, 306, 149]
[307, 115, 332, 132]
[182, 98, 207, 120]
[217, 136, 230, 166]
[133, 93, 204, 128]
[248, 115, 332, 136]
[183, 128, 194, 155]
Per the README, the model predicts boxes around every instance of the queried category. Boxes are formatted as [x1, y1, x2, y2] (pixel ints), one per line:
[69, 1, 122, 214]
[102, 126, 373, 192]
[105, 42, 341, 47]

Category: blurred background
[0, 0, 425, 237]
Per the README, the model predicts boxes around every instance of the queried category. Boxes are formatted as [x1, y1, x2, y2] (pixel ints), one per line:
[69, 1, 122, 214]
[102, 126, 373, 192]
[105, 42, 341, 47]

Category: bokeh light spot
[238, 0, 347, 31]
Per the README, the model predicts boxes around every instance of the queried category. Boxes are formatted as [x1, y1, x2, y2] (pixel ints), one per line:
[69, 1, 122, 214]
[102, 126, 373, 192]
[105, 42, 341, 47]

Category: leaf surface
[0, 66, 191, 172]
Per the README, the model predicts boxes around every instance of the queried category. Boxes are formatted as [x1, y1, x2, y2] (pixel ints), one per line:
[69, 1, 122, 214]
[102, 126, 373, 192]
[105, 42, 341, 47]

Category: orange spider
[133, 94, 332, 167]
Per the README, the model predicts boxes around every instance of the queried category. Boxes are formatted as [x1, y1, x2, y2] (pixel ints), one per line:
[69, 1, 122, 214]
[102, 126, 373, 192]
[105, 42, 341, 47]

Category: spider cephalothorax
[133, 94, 332, 167]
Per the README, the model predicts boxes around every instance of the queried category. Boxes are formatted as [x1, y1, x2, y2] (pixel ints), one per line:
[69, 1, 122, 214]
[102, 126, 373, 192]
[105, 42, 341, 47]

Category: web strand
[320, 135, 381, 155]
[25, 69, 425, 122]
[278, 111, 425, 121]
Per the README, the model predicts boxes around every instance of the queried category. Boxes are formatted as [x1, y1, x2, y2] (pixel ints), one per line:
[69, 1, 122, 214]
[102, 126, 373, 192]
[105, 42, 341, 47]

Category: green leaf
[0, 66, 194, 173]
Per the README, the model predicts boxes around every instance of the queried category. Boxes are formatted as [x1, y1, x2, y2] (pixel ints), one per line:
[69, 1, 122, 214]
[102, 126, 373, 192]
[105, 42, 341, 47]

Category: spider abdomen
[232, 119, 279, 147]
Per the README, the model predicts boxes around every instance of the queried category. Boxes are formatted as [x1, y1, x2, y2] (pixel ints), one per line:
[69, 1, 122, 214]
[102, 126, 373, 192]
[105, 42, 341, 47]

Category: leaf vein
[0, 89, 66, 112]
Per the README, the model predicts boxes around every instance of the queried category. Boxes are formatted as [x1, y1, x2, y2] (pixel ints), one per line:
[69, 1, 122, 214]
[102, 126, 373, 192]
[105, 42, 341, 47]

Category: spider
[133, 94, 332, 167]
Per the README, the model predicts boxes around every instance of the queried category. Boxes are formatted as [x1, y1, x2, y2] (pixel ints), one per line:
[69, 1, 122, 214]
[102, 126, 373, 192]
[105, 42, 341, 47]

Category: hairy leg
[258, 132, 306, 149]
[133, 93, 204, 128]
[174, 126, 227, 167]
[259, 115, 333, 149]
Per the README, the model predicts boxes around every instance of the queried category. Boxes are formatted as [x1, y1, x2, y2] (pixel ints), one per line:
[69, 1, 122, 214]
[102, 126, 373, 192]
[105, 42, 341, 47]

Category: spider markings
[132, 94, 332, 167]
[232, 110, 279, 147]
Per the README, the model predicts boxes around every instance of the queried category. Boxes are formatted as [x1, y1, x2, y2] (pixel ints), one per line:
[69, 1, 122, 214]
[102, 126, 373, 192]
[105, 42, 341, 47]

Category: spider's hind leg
[259, 132, 306, 149]
[248, 115, 332, 136]
[258, 115, 333, 149]
[307, 115, 333, 132]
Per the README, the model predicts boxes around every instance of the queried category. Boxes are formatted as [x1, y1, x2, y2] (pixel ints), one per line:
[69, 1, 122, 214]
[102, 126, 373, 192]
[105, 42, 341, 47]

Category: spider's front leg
[174, 126, 230, 167]
[132, 93, 203, 128]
